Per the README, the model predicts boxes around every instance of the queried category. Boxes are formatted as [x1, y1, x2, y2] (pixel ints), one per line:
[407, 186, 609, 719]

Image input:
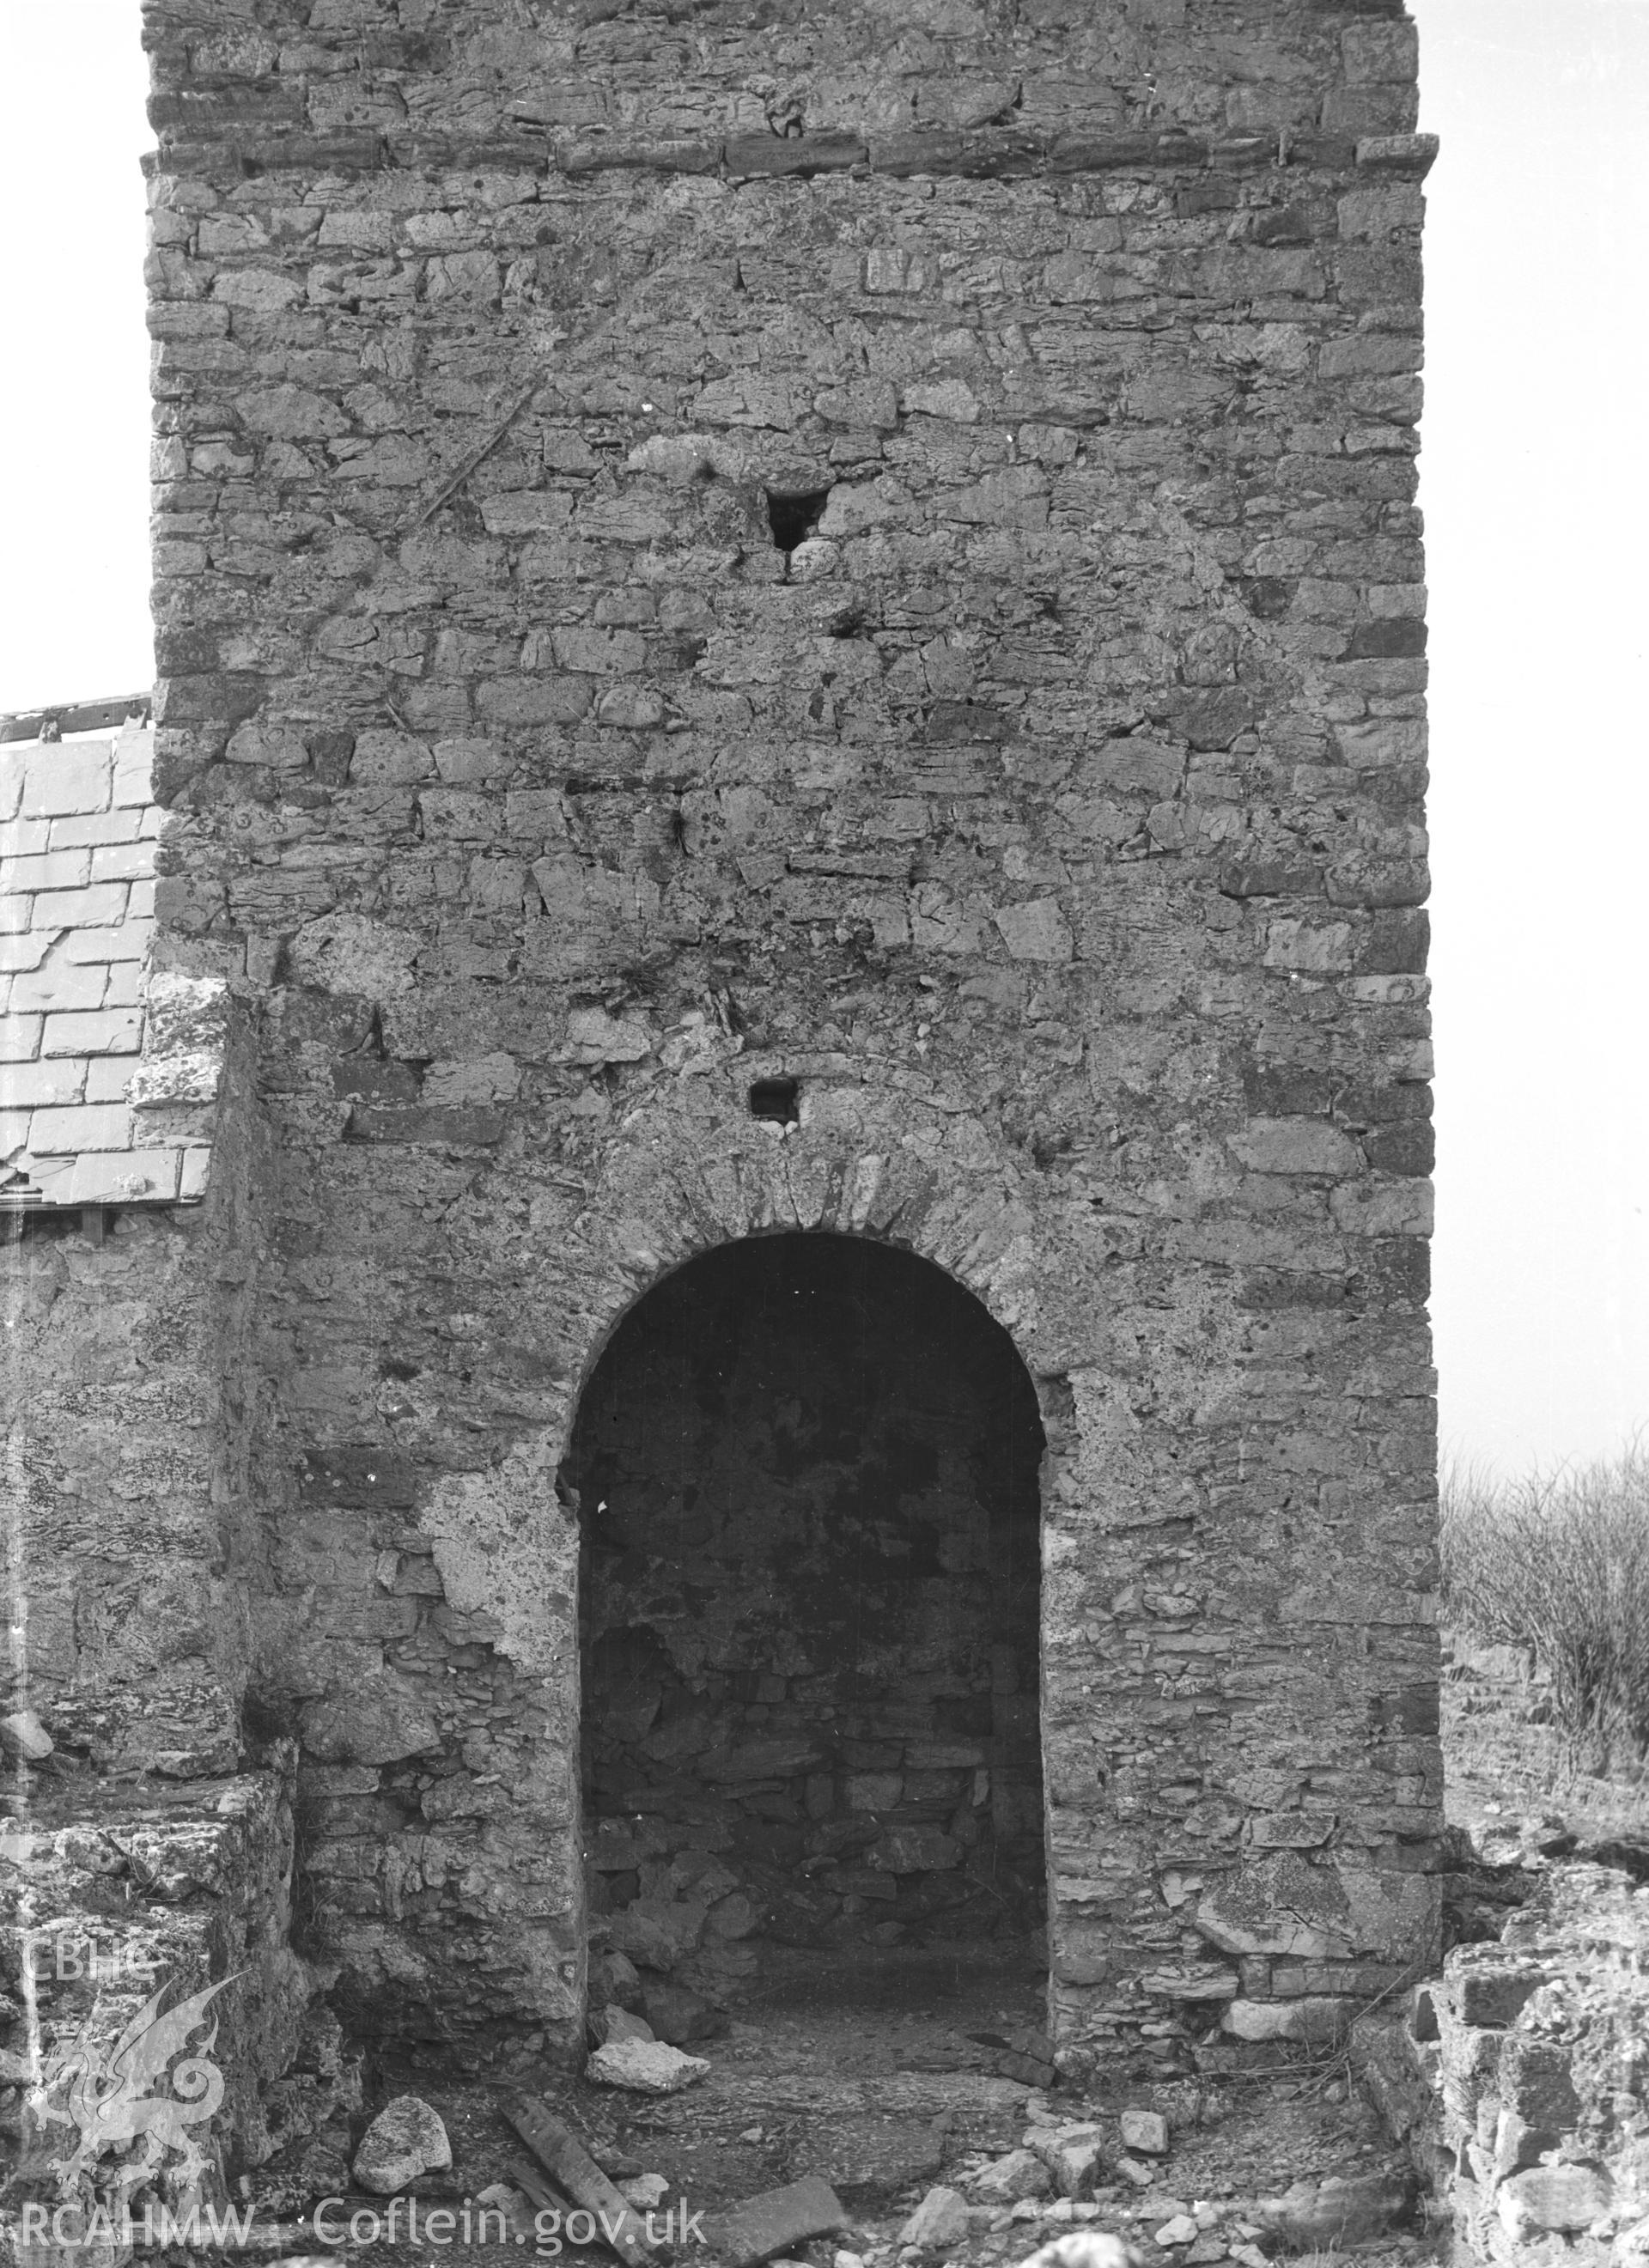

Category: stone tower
[5, 0, 1439, 2099]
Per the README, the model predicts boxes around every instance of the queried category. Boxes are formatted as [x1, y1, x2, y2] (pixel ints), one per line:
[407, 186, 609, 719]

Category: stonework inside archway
[3, 0, 1444, 2203]
[569, 1231, 1046, 1998]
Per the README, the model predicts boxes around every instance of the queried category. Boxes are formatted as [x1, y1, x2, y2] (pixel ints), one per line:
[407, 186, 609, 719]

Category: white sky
[1, 2, 1644, 1477]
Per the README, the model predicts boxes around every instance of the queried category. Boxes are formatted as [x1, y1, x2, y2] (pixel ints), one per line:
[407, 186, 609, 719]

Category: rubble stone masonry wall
[125, 0, 1440, 2065]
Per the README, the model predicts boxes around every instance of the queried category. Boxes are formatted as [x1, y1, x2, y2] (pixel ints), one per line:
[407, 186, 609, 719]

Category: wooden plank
[0, 696, 149, 745]
[508, 2158, 575, 2232]
[504, 2098, 659, 2268]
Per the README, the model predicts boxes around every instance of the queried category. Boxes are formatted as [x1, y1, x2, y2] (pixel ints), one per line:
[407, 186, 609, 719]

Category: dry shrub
[1440, 1442, 1649, 1754]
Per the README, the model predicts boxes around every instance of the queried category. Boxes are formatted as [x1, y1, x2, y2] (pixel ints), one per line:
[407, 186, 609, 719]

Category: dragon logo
[28, 1974, 237, 2204]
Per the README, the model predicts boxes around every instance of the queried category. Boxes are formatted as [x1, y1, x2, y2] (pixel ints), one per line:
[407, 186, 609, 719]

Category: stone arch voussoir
[567, 1090, 1048, 1422]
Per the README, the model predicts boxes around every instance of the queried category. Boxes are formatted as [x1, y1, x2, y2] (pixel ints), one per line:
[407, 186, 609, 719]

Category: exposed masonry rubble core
[1359, 1866, 1649, 2265]
[0, 1755, 360, 2204]
[4, 0, 1442, 2151]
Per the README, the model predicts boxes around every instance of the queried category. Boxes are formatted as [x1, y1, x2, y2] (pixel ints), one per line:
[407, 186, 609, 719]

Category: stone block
[1496, 2165, 1611, 2239]
[1254, 2173, 1414, 2248]
[845, 1772, 904, 1811]
[1249, 1811, 1336, 1849]
[904, 379, 982, 423]
[590, 2005, 655, 2046]
[970, 2149, 1052, 2203]
[898, 2188, 971, 2253]
[1230, 1119, 1362, 1177]
[995, 898, 1074, 963]
[1355, 133, 1439, 176]
[945, 468, 1050, 528]
[1323, 86, 1419, 135]
[1222, 1996, 1352, 2043]
[561, 1006, 655, 1064]
[709, 2178, 849, 2267]
[904, 1740, 986, 1769]
[595, 684, 666, 729]
[1263, 917, 1356, 972]
[864, 246, 921, 292]
[641, 1979, 727, 2046]
[317, 210, 398, 251]
[605, 1896, 709, 1973]
[353, 2095, 453, 2193]
[479, 492, 574, 536]
[816, 380, 898, 429]
[1449, 1960, 1550, 2030]
[1119, 2110, 1170, 2156]
[701, 1737, 823, 1781]
[706, 1891, 759, 1939]
[867, 1825, 961, 1874]
[1500, 2034, 1580, 2131]
[587, 2038, 710, 2094]
[1342, 21, 1421, 85]
[435, 738, 511, 784]
[478, 675, 592, 724]
[225, 721, 308, 770]
[0, 1708, 53, 1760]
[727, 131, 863, 176]
[1319, 333, 1423, 380]
[1330, 1180, 1434, 1237]
[1036, 2136, 1103, 2195]
[238, 382, 350, 439]
[300, 1679, 443, 1766]
[1141, 1965, 1241, 2001]
[1338, 186, 1425, 242]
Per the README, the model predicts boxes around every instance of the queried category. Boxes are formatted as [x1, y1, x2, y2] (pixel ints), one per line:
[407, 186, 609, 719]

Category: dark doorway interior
[566, 1231, 1046, 2022]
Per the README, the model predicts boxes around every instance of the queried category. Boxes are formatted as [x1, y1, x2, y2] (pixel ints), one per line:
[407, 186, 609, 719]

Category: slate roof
[0, 711, 216, 1209]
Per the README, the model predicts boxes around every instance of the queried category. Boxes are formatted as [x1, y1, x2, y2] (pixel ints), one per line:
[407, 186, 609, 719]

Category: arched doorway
[565, 1230, 1046, 2023]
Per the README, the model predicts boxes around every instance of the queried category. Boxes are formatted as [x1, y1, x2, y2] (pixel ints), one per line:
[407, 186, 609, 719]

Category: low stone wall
[0, 1748, 346, 2266]
[1359, 1861, 1649, 2265]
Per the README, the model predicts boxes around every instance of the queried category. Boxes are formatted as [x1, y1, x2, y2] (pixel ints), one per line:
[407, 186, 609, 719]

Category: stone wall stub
[1, 696, 259, 1772]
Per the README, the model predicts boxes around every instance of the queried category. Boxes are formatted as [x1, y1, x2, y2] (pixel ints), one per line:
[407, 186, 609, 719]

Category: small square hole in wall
[748, 1077, 800, 1125]
[765, 486, 831, 554]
